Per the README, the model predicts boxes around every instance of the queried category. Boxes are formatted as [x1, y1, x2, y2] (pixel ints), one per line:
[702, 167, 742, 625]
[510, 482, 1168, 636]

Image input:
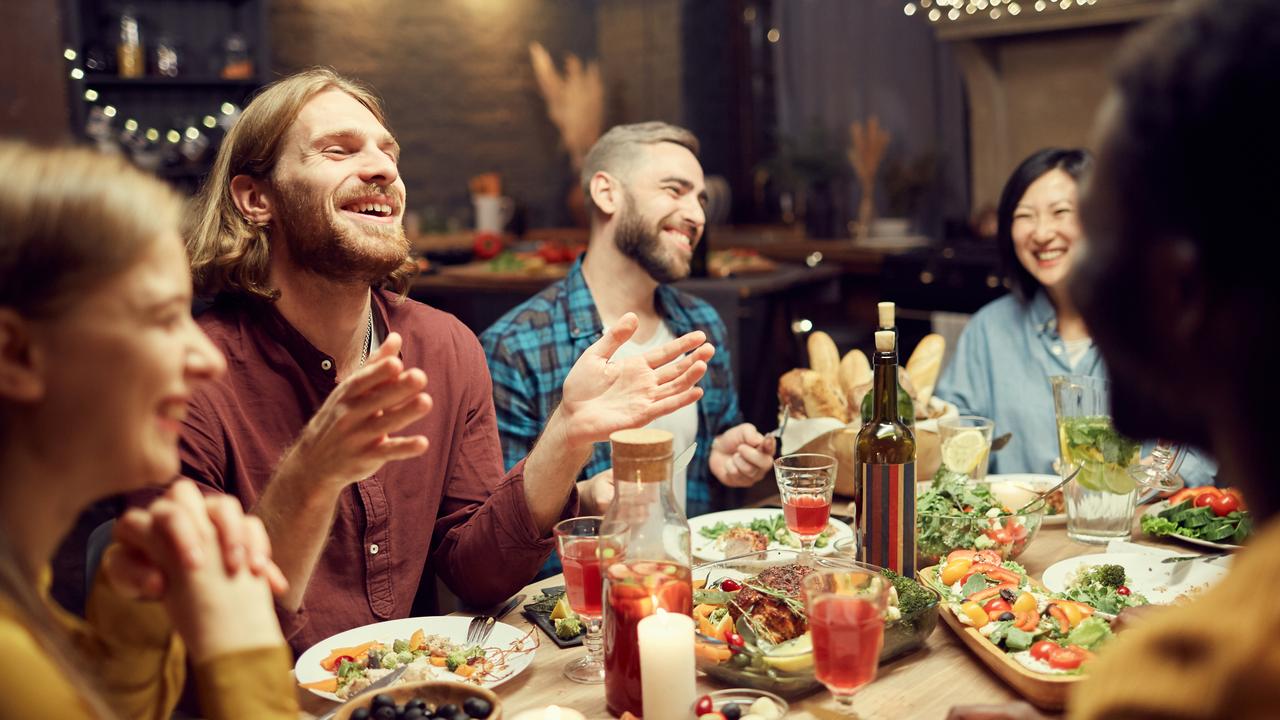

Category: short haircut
[580, 121, 700, 212]
[1104, 0, 1277, 290]
[996, 148, 1093, 303]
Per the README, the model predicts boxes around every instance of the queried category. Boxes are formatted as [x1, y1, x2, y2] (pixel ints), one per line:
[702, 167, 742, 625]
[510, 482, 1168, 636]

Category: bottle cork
[610, 428, 674, 483]
[875, 330, 895, 353]
[878, 301, 895, 329]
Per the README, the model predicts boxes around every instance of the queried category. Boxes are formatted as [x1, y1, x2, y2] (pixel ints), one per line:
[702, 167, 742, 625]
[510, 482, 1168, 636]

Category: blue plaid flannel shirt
[480, 257, 743, 520]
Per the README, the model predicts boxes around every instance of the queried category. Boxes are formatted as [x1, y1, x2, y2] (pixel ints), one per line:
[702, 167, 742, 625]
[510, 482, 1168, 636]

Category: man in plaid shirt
[481, 122, 775, 522]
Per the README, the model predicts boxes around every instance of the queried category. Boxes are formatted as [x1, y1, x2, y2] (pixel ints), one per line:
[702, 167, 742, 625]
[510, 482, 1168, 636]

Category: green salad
[916, 469, 1005, 560]
[1141, 498, 1251, 545]
[698, 513, 834, 549]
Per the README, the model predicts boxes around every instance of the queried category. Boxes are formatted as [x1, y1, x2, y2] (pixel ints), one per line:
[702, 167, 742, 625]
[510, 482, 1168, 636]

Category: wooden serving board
[918, 565, 1082, 711]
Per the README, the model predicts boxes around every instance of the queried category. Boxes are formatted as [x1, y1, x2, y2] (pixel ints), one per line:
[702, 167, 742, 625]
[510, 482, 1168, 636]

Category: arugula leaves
[1140, 499, 1252, 544]
[917, 469, 1006, 561]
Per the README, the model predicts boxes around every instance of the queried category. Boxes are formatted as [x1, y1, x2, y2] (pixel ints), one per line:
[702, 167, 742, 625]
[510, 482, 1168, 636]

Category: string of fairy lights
[903, 0, 1099, 23]
[61, 47, 242, 151]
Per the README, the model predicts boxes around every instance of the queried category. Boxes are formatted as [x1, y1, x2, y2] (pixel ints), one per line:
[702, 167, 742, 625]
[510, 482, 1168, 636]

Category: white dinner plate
[689, 508, 855, 562]
[1040, 552, 1227, 605]
[985, 473, 1066, 525]
[1142, 500, 1245, 550]
[294, 615, 535, 701]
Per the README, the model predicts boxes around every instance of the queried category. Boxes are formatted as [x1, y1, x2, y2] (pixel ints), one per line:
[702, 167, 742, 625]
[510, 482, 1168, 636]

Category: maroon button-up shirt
[178, 290, 573, 655]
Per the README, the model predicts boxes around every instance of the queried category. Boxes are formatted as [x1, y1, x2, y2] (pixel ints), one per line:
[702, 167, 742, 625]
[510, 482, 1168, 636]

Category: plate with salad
[1141, 486, 1251, 549]
[294, 616, 537, 701]
[1041, 553, 1226, 607]
[921, 551, 1128, 710]
[689, 508, 854, 562]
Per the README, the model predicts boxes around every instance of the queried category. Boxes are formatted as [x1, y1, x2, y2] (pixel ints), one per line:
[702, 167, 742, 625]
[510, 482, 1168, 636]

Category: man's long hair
[186, 67, 415, 300]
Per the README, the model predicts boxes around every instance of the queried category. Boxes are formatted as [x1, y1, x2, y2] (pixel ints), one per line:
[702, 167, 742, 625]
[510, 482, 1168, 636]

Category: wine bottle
[856, 330, 918, 577]
[860, 301, 916, 427]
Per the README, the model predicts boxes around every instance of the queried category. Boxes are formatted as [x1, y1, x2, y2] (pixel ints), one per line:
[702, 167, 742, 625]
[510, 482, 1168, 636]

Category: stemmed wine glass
[553, 516, 626, 683]
[802, 563, 891, 714]
[775, 453, 837, 557]
[1129, 439, 1187, 493]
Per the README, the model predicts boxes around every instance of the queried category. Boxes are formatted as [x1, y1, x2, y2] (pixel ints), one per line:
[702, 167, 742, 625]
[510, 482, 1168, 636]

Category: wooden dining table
[295, 514, 1194, 720]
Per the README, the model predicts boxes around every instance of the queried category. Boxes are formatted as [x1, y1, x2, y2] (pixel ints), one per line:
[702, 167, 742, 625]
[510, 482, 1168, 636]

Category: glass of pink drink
[775, 453, 837, 556]
[554, 516, 625, 683]
[802, 564, 891, 713]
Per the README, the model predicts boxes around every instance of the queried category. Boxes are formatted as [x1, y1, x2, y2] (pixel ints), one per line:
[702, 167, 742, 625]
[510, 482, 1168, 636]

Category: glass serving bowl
[692, 549, 939, 698]
[915, 505, 1045, 568]
[691, 688, 789, 719]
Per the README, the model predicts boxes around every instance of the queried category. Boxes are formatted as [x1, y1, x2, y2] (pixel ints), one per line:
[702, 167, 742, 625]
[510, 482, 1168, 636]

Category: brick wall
[270, 0, 597, 228]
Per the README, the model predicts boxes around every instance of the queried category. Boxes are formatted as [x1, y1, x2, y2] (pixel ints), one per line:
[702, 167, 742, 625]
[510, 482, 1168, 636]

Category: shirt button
[1052, 346, 1063, 355]
[369, 543, 380, 555]
[321, 359, 333, 370]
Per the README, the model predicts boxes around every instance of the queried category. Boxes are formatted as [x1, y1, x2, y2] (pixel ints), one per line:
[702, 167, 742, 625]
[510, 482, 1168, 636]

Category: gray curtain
[773, 0, 969, 232]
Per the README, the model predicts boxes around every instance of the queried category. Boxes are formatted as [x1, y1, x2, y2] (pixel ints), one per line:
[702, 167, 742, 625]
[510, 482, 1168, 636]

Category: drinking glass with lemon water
[938, 416, 994, 480]
[1051, 376, 1141, 543]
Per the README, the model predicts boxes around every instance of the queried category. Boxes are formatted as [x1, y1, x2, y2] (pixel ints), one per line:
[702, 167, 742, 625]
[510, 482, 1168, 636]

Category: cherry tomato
[1224, 488, 1246, 508]
[719, 578, 742, 592]
[1194, 491, 1220, 509]
[1209, 493, 1240, 517]
[983, 598, 1013, 615]
[1048, 646, 1086, 670]
[1117, 586, 1131, 596]
[724, 631, 745, 649]
[1030, 640, 1059, 662]
[695, 695, 714, 715]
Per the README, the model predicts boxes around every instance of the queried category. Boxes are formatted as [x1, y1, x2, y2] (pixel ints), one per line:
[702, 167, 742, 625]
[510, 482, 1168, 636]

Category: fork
[466, 593, 524, 647]
[764, 412, 790, 443]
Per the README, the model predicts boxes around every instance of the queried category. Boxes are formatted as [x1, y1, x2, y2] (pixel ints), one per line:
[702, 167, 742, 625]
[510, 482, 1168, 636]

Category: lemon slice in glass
[942, 429, 989, 475]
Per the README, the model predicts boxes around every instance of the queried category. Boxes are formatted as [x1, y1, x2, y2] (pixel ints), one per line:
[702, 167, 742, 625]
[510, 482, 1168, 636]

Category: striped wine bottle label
[859, 462, 917, 577]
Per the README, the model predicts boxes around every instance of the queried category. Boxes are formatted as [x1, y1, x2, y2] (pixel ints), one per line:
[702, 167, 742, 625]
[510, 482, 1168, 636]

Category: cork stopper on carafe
[610, 428, 674, 483]
[878, 301, 895, 329]
[875, 330, 895, 353]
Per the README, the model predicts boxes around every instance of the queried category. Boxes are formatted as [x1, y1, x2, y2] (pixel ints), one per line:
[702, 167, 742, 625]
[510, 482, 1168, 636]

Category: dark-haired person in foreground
[950, 0, 1280, 717]
[177, 68, 713, 655]
[935, 148, 1214, 486]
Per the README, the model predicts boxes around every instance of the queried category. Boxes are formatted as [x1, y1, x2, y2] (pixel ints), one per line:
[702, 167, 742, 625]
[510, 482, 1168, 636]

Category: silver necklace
[359, 309, 373, 366]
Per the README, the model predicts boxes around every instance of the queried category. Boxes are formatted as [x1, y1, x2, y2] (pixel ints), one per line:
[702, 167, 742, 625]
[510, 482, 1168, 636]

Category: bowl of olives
[334, 680, 501, 720]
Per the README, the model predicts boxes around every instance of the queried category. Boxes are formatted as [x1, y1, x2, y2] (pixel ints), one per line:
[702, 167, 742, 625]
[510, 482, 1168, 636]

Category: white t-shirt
[1063, 336, 1093, 370]
[607, 320, 700, 512]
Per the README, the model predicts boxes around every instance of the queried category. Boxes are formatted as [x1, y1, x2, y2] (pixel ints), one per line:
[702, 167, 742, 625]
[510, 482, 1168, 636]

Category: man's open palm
[559, 313, 714, 446]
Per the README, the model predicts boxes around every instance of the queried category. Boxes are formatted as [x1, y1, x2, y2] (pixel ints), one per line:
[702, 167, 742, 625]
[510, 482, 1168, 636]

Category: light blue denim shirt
[934, 291, 1216, 486]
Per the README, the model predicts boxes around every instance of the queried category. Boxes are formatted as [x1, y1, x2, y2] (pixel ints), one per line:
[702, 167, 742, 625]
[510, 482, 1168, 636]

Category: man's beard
[613, 200, 691, 284]
[272, 179, 409, 285]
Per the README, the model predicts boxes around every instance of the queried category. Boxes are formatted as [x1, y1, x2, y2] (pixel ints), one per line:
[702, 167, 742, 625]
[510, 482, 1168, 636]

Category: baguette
[905, 333, 946, 406]
[801, 370, 849, 423]
[807, 331, 842, 390]
[839, 350, 872, 417]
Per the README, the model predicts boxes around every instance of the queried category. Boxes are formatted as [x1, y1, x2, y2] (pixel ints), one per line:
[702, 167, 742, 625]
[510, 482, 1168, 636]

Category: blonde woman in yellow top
[0, 141, 297, 718]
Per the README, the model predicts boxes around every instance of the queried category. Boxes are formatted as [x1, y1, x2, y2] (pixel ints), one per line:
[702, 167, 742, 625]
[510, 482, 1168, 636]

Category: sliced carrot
[695, 640, 732, 664]
[429, 656, 447, 667]
[320, 641, 379, 671]
[299, 677, 339, 693]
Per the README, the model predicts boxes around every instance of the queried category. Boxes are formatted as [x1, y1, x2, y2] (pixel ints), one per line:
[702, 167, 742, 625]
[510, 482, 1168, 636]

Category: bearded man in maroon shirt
[177, 68, 713, 654]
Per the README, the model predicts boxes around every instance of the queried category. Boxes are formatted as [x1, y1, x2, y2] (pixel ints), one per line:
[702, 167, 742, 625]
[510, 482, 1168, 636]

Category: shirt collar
[564, 257, 696, 339]
[1028, 290, 1058, 336]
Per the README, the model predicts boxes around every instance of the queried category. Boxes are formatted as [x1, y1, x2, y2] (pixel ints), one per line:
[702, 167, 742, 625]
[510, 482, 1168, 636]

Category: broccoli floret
[1085, 564, 1127, 588]
[881, 569, 936, 618]
[554, 616, 584, 639]
[380, 652, 399, 669]
[445, 650, 468, 672]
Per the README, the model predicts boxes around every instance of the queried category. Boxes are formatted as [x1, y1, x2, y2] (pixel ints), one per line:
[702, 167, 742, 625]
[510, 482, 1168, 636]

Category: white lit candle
[638, 609, 697, 720]
[509, 706, 587, 720]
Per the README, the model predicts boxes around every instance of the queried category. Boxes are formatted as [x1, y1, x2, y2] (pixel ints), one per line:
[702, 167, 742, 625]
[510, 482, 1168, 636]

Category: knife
[674, 442, 697, 473]
[316, 665, 410, 720]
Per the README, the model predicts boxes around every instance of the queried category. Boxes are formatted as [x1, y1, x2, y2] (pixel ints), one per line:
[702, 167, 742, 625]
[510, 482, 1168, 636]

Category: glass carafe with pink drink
[601, 429, 693, 719]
